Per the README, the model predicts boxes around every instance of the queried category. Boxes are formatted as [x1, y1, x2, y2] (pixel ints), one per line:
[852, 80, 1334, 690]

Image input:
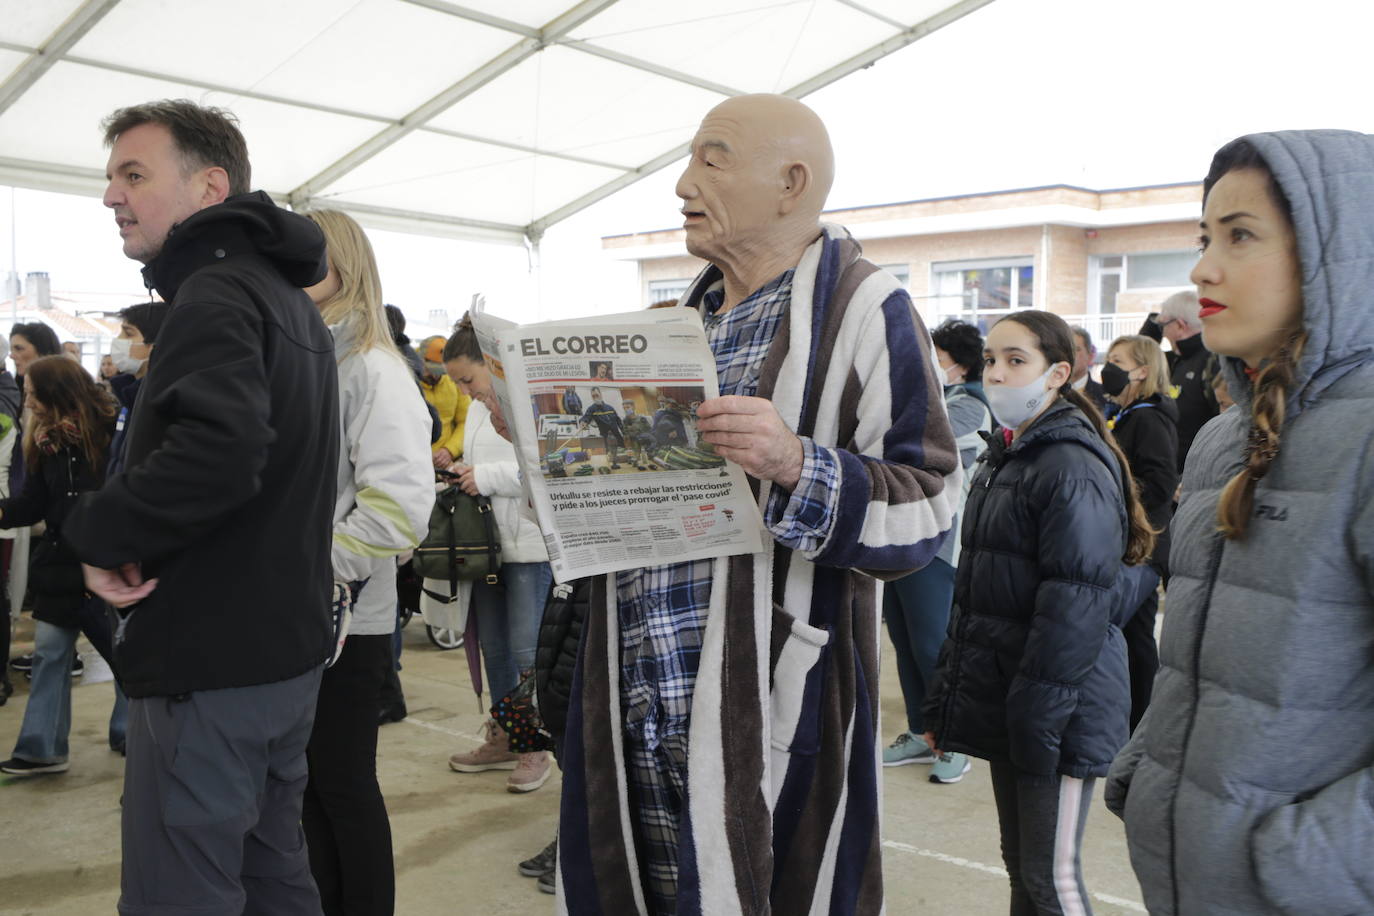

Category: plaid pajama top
[615, 269, 841, 759]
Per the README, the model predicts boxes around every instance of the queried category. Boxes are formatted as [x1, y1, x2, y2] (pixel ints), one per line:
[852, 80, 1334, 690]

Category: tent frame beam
[833, 0, 909, 31]
[0, 49, 636, 173]
[525, 0, 997, 237]
[397, 0, 541, 40]
[553, 40, 744, 98]
[287, 0, 621, 207]
[0, 0, 1000, 246]
[0, 0, 123, 116]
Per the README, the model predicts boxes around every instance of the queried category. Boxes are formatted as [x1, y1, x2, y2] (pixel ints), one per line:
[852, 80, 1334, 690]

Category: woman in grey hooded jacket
[1106, 130, 1374, 915]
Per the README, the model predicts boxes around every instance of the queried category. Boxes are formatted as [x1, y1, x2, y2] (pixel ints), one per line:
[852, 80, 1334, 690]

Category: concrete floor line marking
[400, 718, 483, 744]
[881, 840, 1007, 877]
[880, 841, 1146, 913]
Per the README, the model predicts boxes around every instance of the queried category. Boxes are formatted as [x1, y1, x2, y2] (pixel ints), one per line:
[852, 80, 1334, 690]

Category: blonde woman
[302, 210, 435, 916]
[1102, 334, 1178, 730]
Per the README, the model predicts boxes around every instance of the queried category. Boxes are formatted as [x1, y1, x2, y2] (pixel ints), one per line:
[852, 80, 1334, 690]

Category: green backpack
[413, 485, 501, 601]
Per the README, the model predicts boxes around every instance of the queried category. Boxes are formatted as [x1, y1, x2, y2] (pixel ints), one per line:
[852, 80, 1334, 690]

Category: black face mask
[1100, 362, 1132, 396]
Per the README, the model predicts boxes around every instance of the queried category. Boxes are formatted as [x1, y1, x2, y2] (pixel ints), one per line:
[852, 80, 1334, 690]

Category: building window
[1126, 251, 1196, 289]
[1091, 251, 1195, 312]
[929, 258, 1034, 331]
[880, 264, 910, 289]
[648, 278, 692, 306]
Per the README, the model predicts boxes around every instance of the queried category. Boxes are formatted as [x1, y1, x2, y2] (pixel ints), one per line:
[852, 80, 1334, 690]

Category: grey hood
[1217, 130, 1374, 408]
[1110, 130, 1374, 915]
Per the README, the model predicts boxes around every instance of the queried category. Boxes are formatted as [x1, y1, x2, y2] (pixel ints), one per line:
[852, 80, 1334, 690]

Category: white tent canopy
[0, 0, 990, 245]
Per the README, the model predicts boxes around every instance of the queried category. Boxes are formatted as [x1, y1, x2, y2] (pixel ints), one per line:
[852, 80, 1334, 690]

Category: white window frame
[1089, 254, 1124, 314]
[647, 278, 693, 306]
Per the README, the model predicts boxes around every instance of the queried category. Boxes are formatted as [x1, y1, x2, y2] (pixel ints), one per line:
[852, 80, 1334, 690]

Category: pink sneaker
[448, 718, 519, 773]
[507, 751, 552, 793]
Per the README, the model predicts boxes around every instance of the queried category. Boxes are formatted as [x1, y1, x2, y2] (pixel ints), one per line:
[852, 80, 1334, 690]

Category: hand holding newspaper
[470, 308, 765, 582]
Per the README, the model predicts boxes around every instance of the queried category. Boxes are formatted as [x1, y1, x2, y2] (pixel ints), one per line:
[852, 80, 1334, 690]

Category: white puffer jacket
[330, 323, 436, 635]
[462, 399, 548, 564]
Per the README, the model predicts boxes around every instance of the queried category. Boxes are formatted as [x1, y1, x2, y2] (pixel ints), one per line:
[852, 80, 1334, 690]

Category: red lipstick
[1198, 297, 1227, 319]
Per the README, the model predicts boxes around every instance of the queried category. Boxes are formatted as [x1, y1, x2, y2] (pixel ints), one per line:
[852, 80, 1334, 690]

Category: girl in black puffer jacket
[923, 311, 1157, 916]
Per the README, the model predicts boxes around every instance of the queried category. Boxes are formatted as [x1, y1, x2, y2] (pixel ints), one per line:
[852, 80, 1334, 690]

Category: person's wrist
[774, 437, 805, 490]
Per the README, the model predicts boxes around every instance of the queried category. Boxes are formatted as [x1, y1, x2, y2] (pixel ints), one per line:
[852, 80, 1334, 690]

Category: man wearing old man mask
[556, 94, 961, 914]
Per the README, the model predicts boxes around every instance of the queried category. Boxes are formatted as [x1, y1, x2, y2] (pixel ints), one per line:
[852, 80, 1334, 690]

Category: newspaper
[470, 308, 765, 582]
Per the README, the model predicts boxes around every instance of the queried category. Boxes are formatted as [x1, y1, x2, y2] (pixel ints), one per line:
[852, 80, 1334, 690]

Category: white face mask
[985, 366, 1057, 430]
[943, 364, 964, 386]
[110, 337, 144, 374]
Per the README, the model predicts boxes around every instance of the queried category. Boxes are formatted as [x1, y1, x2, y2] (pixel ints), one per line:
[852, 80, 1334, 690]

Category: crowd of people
[0, 93, 1370, 916]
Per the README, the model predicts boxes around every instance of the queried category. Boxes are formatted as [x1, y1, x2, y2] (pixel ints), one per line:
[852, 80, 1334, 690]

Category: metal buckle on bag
[485, 573, 498, 585]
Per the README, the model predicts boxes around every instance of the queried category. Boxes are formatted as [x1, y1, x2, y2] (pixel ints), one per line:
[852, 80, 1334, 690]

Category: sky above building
[2, 0, 1370, 328]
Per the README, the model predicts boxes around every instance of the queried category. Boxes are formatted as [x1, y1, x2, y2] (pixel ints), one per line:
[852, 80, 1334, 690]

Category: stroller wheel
[426, 626, 464, 651]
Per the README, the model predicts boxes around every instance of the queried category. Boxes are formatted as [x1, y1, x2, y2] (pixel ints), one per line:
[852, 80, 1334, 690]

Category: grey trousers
[119, 667, 325, 916]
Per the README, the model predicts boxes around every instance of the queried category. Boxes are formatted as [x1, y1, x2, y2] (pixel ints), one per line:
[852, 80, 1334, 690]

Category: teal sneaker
[929, 752, 972, 784]
[882, 731, 936, 767]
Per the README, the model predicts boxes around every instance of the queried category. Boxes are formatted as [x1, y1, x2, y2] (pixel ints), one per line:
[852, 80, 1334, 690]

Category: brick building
[603, 182, 1204, 351]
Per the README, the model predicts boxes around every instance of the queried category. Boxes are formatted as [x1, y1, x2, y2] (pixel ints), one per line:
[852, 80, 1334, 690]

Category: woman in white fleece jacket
[303, 210, 435, 916]
[441, 315, 554, 794]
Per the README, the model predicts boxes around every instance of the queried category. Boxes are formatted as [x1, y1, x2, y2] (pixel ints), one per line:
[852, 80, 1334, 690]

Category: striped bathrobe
[557, 225, 961, 915]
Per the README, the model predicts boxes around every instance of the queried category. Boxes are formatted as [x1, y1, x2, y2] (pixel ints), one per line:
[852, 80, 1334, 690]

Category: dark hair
[102, 99, 251, 196]
[384, 304, 410, 347]
[1068, 325, 1096, 357]
[442, 313, 482, 364]
[1203, 137, 1292, 222]
[10, 322, 61, 357]
[1201, 137, 1302, 540]
[118, 302, 167, 344]
[994, 310, 1156, 565]
[22, 355, 116, 471]
[931, 319, 984, 381]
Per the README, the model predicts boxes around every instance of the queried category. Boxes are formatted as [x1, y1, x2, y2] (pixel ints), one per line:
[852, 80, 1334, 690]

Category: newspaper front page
[471, 309, 765, 582]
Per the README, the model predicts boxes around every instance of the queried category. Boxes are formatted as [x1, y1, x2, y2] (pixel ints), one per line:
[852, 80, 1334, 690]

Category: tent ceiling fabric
[0, 0, 993, 244]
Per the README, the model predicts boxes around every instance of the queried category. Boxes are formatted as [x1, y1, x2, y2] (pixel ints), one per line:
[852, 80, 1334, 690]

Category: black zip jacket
[0, 437, 109, 627]
[1110, 393, 1179, 574]
[535, 578, 589, 757]
[1138, 320, 1219, 471]
[65, 192, 339, 698]
[1166, 334, 1218, 472]
[923, 401, 1158, 777]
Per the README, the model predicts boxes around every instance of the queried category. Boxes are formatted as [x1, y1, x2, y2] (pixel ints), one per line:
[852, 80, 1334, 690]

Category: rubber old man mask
[675, 94, 835, 312]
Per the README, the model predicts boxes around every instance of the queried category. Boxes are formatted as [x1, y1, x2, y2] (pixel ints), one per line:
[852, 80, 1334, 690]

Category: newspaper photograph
[470, 309, 765, 582]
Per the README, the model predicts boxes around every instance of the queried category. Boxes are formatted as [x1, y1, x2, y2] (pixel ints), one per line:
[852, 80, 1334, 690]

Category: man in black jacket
[1068, 326, 1108, 413]
[1140, 291, 1218, 471]
[65, 100, 338, 915]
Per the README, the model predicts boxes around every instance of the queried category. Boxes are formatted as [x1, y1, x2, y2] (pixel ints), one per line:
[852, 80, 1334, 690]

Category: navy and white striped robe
[557, 224, 961, 915]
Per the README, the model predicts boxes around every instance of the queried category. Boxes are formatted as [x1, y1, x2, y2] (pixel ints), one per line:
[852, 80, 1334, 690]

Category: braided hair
[1202, 138, 1302, 540]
